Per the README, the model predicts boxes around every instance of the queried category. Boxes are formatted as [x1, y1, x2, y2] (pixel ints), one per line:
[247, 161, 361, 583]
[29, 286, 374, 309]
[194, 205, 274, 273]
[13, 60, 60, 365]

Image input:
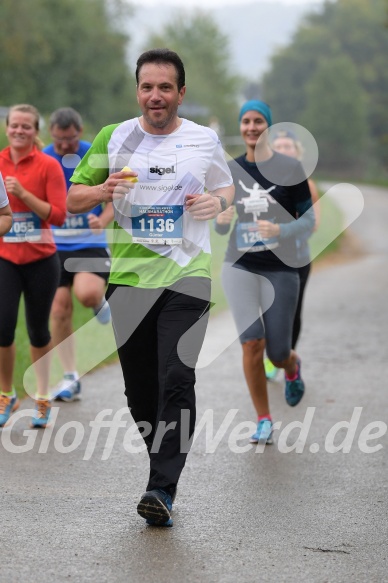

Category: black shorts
[58, 247, 111, 287]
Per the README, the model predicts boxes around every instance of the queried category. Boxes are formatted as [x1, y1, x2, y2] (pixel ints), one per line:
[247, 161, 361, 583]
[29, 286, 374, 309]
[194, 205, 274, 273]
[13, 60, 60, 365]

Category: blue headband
[239, 100, 272, 127]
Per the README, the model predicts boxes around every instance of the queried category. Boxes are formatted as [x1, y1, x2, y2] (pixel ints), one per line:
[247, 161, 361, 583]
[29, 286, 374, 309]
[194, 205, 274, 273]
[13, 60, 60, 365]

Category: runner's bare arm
[67, 170, 137, 214]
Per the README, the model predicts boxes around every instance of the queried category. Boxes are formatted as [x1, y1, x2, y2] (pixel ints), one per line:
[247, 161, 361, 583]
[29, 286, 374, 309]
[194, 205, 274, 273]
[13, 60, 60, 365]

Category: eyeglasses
[52, 134, 79, 143]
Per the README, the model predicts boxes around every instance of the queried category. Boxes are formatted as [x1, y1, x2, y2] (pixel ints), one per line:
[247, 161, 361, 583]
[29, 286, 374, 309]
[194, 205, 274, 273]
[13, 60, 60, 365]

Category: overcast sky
[132, 0, 323, 6]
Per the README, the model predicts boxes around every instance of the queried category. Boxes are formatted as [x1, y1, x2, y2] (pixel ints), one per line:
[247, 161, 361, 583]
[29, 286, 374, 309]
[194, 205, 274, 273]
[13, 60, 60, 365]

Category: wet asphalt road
[1, 183, 387, 583]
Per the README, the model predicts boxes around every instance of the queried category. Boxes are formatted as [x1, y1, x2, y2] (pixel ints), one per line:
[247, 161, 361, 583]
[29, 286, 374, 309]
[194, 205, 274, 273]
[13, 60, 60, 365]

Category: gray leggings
[221, 262, 299, 362]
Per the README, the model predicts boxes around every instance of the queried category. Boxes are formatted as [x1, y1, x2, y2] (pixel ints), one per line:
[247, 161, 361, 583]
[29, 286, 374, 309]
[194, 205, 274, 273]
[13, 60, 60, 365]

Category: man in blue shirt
[44, 108, 113, 401]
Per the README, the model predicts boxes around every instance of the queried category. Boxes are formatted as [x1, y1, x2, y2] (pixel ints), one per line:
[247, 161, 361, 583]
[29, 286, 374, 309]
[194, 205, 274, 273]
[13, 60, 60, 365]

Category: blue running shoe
[264, 357, 278, 380]
[31, 399, 51, 428]
[137, 489, 173, 527]
[285, 358, 305, 407]
[0, 394, 20, 427]
[250, 419, 273, 444]
[93, 300, 111, 325]
[52, 375, 81, 402]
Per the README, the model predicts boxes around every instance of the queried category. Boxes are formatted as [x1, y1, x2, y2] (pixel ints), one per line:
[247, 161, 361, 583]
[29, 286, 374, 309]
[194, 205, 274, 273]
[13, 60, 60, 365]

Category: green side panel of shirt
[70, 124, 121, 186]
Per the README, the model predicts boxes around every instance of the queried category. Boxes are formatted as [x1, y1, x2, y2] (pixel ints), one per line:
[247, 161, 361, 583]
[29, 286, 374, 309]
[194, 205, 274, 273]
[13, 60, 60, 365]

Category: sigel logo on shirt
[149, 165, 176, 176]
[148, 154, 177, 180]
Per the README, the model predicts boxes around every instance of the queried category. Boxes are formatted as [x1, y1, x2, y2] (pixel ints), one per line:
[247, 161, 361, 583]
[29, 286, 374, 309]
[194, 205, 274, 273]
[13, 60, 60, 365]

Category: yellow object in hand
[121, 166, 138, 183]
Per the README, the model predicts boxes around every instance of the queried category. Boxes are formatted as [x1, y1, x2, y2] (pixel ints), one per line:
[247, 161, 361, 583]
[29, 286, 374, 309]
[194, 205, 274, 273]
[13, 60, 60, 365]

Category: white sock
[94, 299, 105, 311]
[64, 371, 79, 380]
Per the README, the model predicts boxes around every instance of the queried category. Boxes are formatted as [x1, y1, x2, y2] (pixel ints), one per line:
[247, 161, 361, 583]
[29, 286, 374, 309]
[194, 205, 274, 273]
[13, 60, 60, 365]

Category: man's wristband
[214, 195, 228, 212]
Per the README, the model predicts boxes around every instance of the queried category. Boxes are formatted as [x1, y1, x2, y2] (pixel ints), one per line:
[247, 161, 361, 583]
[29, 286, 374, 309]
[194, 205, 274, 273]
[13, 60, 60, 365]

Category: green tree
[302, 54, 368, 170]
[0, 0, 137, 128]
[143, 11, 241, 137]
[262, 0, 388, 171]
[263, 25, 342, 123]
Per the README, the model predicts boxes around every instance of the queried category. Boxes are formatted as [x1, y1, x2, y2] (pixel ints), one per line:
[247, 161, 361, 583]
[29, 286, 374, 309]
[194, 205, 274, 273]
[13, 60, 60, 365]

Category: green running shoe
[264, 357, 278, 380]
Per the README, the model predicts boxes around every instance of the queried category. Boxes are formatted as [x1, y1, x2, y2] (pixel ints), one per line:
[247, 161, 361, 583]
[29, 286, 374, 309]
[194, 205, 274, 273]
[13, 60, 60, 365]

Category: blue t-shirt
[44, 140, 108, 250]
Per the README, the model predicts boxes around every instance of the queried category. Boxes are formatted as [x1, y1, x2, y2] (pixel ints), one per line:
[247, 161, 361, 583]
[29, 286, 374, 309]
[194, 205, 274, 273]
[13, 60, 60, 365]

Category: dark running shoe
[137, 488, 173, 527]
[285, 358, 305, 407]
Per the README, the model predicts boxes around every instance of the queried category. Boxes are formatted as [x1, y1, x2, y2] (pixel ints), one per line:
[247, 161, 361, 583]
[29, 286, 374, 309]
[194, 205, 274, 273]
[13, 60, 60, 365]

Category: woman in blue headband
[215, 100, 315, 444]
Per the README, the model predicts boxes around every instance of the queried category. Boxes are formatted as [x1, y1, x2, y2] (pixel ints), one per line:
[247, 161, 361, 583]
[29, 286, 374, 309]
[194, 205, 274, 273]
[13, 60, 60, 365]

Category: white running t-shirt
[71, 118, 233, 288]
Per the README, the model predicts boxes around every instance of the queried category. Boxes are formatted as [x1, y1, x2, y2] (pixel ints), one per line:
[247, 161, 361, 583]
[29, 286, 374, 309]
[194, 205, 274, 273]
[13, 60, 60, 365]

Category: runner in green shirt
[67, 49, 234, 527]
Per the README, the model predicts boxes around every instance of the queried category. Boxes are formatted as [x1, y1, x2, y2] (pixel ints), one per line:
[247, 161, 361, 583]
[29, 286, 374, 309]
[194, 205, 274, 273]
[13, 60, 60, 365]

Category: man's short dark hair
[136, 49, 185, 91]
[49, 107, 83, 131]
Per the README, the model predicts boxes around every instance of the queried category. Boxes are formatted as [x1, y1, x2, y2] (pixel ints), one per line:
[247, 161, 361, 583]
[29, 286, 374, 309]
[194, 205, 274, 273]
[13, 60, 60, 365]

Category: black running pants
[106, 277, 211, 496]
